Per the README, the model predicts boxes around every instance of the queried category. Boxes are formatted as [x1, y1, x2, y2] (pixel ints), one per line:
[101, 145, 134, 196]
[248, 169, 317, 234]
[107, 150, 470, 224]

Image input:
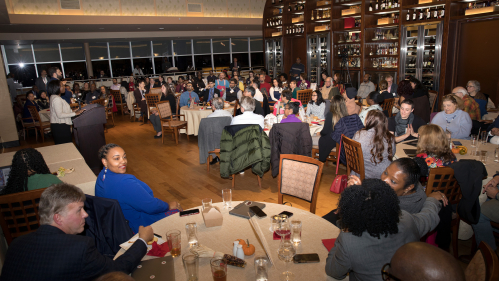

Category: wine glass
[277, 239, 296, 280]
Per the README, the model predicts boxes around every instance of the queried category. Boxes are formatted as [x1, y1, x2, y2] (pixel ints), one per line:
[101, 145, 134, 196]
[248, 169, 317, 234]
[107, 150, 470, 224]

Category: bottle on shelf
[425, 8, 431, 20]
[369, 3, 373, 11]
[375, 0, 379, 10]
[418, 9, 424, 20]
[311, 10, 315, 20]
[272, 0, 275, 4]
[439, 5, 445, 19]
[412, 9, 417, 21]
[381, 0, 385, 10]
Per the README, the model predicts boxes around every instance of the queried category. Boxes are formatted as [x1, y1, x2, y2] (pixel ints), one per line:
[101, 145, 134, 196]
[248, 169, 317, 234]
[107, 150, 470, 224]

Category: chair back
[297, 89, 313, 105]
[429, 90, 438, 113]
[426, 167, 462, 204]
[110, 90, 122, 104]
[0, 188, 46, 245]
[27, 105, 41, 122]
[465, 242, 499, 281]
[156, 100, 173, 119]
[277, 154, 324, 214]
[381, 98, 395, 117]
[150, 87, 162, 96]
[233, 99, 239, 117]
[145, 93, 160, 108]
[91, 98, 105, 106]
[342, 135, 365, 180]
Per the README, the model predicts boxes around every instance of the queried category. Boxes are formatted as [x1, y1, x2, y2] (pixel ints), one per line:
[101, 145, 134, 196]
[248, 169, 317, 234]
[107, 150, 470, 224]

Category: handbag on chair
[330, 134, 348, 194]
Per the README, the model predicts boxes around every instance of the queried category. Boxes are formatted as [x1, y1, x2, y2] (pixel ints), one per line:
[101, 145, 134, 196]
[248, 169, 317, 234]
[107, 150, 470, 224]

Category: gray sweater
[352, 128, 396, 179]
[326, 197, 441, 281]
[198, 116, 232, 164]
[399, 183, 427, 214]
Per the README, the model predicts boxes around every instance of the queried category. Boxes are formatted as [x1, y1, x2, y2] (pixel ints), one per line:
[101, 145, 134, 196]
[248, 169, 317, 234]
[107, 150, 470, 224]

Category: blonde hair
[441, 94, 464, 111]
[330, 95, 348, 129]
[416, 124, 454, 162]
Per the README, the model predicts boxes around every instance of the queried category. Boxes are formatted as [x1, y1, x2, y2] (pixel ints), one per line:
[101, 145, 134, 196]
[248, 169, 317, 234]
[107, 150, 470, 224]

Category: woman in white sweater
[48, 80, 84, 144]
[269, 78, 283, 102]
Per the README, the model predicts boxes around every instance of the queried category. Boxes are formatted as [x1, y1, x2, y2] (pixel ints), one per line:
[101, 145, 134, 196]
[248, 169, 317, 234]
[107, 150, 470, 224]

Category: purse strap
[335, 134, 343, 175]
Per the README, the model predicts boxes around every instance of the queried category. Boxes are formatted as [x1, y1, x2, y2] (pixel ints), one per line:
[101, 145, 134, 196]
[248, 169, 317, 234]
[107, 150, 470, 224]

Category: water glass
[471, 134, 478, 147]
[290, 221, 302, 245]
[182, 253, 199, 281]
[495, 148, 499, 162]
[210, 258, 227, 281]
[166, 230, 181, 258]
[222, 189, 232, 210]
[270, 215, 281, 232]
[481, 151, 488, 165]
[202, 198, 213, 211]
[481, 131, 488, 145]
[277, 239, 296, 281]
[185, 222, 198, 247]
[254, 256, 269, 281]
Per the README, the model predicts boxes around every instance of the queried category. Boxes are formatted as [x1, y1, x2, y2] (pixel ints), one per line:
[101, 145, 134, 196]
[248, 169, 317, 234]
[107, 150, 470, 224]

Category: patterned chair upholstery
[156, 100, 188, 145]
[278, 154, 324, 214]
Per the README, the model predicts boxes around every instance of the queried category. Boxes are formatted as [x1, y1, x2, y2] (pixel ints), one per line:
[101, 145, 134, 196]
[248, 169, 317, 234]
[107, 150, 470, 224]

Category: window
[153, 41, 172, 57]
[36, 63, 62, 77]
[251, 53, 264, 68]
[231, 53, 249, 69]
[174, 56, 193, 72]
[89, 43, 109, 60]
[4, 44, 34, 64]
[231, 38, 248, 53]
[194, 55, 212, 71]
[250, 38, 263, 52]
[213, 54, 230, 69]
[111, 59, 133, 77]
[63, 62, 88, 80]
[109, 42, 131, 59]
[33, 44, 60, 63]
[133, 58, 153, 75]
[91, 61, 110, 78]
[131, 41, 151, 58]
[8, 64, 36, 87]
[212, 39, 230, 54]
[154, 56, 173, 73]
[173, 40, 192, 56]
[60, 43, 85, 61]
[193, 39, 211, 54]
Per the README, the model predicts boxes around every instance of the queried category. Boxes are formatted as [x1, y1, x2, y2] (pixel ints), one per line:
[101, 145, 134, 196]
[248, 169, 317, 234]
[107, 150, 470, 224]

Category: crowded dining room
[0, 0, 498, 280]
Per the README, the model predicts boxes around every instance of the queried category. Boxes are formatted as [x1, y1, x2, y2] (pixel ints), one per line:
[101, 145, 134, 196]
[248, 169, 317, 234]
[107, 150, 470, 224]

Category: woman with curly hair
[415, 124, 456, 173]
[3, 148, 62, 195]
[326, 179, 445, 281]
[352, 110, 396, 179]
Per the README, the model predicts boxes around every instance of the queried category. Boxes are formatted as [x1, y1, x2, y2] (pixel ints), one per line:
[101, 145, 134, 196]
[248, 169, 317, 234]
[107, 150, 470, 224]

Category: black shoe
[154, 135, 162, 139]
[210, 156, 220, 165]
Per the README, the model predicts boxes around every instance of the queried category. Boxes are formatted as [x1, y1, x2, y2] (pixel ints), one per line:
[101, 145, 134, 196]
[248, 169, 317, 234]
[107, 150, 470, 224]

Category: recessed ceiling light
[99, 28, 104, 30]
[159, 28, 164, 30]
[137, 28, 141, 30]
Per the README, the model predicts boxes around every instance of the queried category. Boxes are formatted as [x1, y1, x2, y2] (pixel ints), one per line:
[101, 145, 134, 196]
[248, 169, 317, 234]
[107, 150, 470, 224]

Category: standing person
[215, 72, 230, 99]
[259, 74, 271, 96]
[385, 74, 398, 97]
[207, 70, 216, 81]
[289, 57, 305, 81]
[357, 73, 376, 99]
[388, 99, 426, 143]
[133, 79, 147, 122]
[48, 80, 84, 144]
[297, 73, 310, 90]
[132, 65, 143, 76]
[230, 57, 241, 74]
[35, 69, 49, 93]
[269, 78, 283, 102]
[48, 66, 72, 104]
[179, 82, 199, 107]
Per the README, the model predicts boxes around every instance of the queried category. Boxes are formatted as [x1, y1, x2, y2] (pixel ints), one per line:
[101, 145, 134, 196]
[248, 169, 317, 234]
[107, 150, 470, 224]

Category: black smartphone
[293, 253, 320, 263]
[249, 206, 267, 218]
[179, 209, 200, 217]
[453, 141, 463, 146]
[278, 211, 293, 218]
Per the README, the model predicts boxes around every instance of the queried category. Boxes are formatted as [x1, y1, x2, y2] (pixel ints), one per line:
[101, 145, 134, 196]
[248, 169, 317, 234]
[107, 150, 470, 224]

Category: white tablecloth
[39, 109, 50, 123]
[264, 123, 324, 137]
[482, 111, 499, 121]
[180, 105, 234, 136]
[115, 202, 345, 281]
[396, 139, 492, 239]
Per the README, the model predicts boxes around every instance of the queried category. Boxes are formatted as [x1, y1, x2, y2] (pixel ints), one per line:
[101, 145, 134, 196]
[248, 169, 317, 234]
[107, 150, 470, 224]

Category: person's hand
[62, 80, 67, 86]
[138, 225, 154, 243]
[491, 128, 499, 136]
[484, 175, 499, 190]
[407, 124, 419, 138]
[482, 120, 494, 124]
[142, 98, 146, 101]
[484, 185, 499, 199]
[169, 201, 182, 211]
[75, 109, 85, 115]
[347, 175, 362, 187]
[428, 191, 449, 206]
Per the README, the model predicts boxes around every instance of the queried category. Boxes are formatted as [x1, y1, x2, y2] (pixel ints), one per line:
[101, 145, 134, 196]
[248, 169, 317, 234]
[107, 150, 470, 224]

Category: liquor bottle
[439, 5, 445, 18]
[381, 0, 385, 10]
[301, 3, 305, 10]
[287, 5, 291, 12]
[375, 0, 379, 10]
[412, 9, 417, 21]
[406, 10, 411, 21]
[425, 8, 431, 20]
[311, 10, 315, 20]
[432, 7, 438, 19]
[272, 0, 275, 4]
[294, 3, 298, 11]
[393, 0, 398, 8]
[369, 3, 373, 11]
[388, 0, 392, 9]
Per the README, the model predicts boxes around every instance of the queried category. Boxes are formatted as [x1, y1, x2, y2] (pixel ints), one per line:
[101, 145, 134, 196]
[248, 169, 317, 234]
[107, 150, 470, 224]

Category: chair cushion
[465, 250, 485, 281]
[163, 120, 187, 127]
[280, 159, 319, 202]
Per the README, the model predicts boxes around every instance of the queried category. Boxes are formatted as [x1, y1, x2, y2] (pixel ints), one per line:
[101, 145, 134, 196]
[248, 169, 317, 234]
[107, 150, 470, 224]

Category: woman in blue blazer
[95, 143, 181, 233]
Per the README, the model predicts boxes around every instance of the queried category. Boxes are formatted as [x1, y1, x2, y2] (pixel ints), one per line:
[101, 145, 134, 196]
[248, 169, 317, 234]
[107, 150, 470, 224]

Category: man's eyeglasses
[466, 85, 474, 88]
[381, 263, 401, 281]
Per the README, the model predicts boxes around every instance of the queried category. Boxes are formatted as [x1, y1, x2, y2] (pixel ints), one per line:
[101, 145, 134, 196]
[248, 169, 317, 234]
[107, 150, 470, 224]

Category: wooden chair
[91, 98, 105, 106]
[277, 154, 324, 214]
[429, 90, 438, 113]
[70, 103, 80, 110]
[156, 100, 188, 145]
[311, 143, 340, 165]
[342, 135, 365, 180]
[91, 98, 114, 129]
[465, 242, 499, 281]
[27, 106, 51, 143]
[233, 99, 239, 117]
[110, 90, 126, 115]
[381, 98, 395, 117]
[0, 188, 46, 245]
[207, 149, 220, 172]
[426, 167, 463, 259]
[20, 117, 37, 141]
[145, 94, 160, 118]
[297, 89, 313, 105]
[131, 103, 142, 122]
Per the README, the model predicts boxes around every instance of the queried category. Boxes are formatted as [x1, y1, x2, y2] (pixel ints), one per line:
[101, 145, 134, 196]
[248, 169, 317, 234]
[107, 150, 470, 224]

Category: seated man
[471, 175, 499, 252]
[85, 83, 101, 104]
[388, 99, 426, 143]
[452, 86, 481, 121]
[235, 86, 264, 117]
[202, 79, 220, 103]
[273, 89, 303, 116]
[357, 74, 376, 99]
[321, 77, 337, 100]
[231, 96, 264, 129]
[280, 101, 302, 123]
[385, 242, 465, 281]
[207, 97, 232, 119]
[225, 78, 241, 102]
[0, 183, 152, 281]
[179, 82, 199, 107]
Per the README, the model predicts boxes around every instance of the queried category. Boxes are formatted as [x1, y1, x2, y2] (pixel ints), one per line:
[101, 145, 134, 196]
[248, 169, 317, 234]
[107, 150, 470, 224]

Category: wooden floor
[6, 114, 342, 217]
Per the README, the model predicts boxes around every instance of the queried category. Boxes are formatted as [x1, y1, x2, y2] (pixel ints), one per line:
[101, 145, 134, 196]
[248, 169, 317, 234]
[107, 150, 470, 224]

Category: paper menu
[248, 213, 276, 268]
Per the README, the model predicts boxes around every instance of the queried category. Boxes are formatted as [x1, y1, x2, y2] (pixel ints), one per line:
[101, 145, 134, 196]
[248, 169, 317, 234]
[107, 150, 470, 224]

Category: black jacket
[269, 123, 313, 177]
[202, 88, 221, 102]
[449, 160, 487, 224]
[0, 225, 146, 281]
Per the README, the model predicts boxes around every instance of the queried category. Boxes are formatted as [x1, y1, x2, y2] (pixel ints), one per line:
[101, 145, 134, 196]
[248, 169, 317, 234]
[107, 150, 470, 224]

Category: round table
[115, 202, 344, 281]
[180, 106, 234, 136]
[395, 139, 492, 239]
[264, 120, 325, 137]
[39, 109, 50, 122]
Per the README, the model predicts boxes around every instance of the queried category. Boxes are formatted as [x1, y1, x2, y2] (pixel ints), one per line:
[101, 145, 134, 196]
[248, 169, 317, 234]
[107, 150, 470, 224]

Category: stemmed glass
[276, 216, 295, 280]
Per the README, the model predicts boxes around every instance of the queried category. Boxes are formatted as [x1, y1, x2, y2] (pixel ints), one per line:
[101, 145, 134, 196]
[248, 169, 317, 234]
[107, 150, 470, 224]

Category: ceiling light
[159, 28, 164, 30]
[99, 28, 104, 30]
[19, 63, 24, 68]
[137, 28, 141, 30]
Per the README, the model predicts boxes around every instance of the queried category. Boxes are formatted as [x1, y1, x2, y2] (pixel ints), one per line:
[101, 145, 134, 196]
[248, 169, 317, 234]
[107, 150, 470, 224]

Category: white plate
[119, 234, 167, 251]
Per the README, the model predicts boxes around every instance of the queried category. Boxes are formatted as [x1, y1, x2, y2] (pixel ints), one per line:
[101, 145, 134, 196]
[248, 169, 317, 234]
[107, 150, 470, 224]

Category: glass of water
[202, 198, 212, 211]
[277, 239, 296, 281]
[185, 222, 198, 247]
[290, 221, 302, 245]
[222, 189, 232, 210]
[481, 151, 488, 165]
[495, 148, 499, 162]
[255, 256, 269, 281]
[471, 134, 478, 148]
[481, 131, 488, 145]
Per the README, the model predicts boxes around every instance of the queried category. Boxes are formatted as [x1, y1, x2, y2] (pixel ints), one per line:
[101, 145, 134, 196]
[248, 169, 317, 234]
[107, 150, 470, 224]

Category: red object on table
[273, 231, 290, 240]
[322, 238, 336, 252]
[147, 241, 170, 257]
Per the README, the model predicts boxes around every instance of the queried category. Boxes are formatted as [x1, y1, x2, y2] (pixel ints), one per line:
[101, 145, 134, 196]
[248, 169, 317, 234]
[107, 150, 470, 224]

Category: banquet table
[115, 202, 345, 281]
[264, 122, 324, 137]
[395, 139, 492, 239]
[39, 108, 50, 122]
[179, 105, 234, 136]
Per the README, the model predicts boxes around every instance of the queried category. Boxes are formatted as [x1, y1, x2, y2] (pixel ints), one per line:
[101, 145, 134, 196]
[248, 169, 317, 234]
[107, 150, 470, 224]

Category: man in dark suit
[235, 86, 264, 117]
[35, 69, 49, 93]
[386, 74, 398, 96]
[203, 79, 220, 103]
[230, 57, 241, 75]
[48, 66, 72, 104]
[0, 183, 152, 281]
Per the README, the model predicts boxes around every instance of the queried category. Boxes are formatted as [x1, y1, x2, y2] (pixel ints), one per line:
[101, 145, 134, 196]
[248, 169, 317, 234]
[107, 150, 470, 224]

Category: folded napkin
[273, 231, 290, 240]
[322, 238, 336, 252]
[147, 241, 170, 257]
[264, 128, 269, 131]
